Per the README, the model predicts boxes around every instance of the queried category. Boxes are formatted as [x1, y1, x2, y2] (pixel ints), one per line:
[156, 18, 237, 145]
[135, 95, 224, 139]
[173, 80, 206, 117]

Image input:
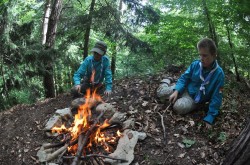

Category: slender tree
[111, 0, 123, 77]
[83, 0, 96, 59]
[42, 0, 52, 45]
[43, 0, 62, 98]
[226, 25, 240, 81]
[0, 3, 9, 98]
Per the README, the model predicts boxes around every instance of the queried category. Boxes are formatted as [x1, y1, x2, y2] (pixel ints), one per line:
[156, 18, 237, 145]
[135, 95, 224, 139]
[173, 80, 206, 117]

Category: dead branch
[157, 103, 172, 145]
[64, 154, 128, 163]
[43, 141, 67, 149]
[46, 144, 69, 162]
[157, 112, 167, 145]
[43, 134, 79, 161]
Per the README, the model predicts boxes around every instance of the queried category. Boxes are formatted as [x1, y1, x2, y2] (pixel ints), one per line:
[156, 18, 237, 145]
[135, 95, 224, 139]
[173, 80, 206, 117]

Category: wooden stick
[157, 103, 172, 145]
[64, 154, 128, 163]
[43, 134, 80, 162]
[71, 111, 105, 165]
[157, 112, 167, 145]
[46, 144, 69, 162]
[43, 141, 67, 149]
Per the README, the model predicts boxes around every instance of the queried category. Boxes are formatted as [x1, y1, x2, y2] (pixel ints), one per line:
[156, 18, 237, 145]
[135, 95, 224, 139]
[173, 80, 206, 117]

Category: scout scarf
[194, 61, 218, 103]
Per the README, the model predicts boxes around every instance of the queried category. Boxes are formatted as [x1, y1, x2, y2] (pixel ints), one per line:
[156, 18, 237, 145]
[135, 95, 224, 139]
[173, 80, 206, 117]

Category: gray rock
[55, 108, 72, 120]
[44, 108, 72, 131]
[109, 112, 127, 125]
[96, 103, 116, 119]
[122, 118, 135, 130]
[44, 115, 62, 131]
[36, 146, 47, 163]
[71, 98, 86, 110]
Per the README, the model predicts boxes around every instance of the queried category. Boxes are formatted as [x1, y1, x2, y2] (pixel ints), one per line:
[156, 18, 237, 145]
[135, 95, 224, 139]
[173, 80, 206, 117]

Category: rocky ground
[0, 71, 249, 165]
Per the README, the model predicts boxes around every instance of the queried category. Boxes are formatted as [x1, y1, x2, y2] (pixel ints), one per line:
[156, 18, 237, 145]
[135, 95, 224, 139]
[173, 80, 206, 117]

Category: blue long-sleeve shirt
[73, 55, 112, 91]
[175, 60, 225, 124]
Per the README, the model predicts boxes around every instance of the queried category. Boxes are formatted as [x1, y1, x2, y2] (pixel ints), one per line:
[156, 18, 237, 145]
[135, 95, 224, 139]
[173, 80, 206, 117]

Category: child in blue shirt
[158, 38, 224, 128]
[72, 41, 112, 98]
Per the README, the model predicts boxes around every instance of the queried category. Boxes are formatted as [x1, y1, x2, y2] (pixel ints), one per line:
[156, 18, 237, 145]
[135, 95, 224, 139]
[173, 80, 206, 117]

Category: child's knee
[173, 97, 195, 115]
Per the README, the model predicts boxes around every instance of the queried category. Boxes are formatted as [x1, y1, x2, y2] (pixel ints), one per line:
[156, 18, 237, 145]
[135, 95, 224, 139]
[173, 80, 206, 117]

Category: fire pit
[37, 89, 146, 165]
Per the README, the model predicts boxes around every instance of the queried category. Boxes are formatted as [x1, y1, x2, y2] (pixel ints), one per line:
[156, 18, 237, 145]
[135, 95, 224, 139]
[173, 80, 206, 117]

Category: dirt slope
[0, 73, 249, 165]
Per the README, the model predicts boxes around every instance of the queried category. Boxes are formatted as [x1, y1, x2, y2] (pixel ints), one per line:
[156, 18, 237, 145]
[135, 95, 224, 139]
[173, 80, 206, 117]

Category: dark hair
[197, 38, 217, 55]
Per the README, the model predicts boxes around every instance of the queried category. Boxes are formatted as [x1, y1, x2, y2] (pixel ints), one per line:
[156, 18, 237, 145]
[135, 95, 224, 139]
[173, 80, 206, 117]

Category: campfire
[37, 87, 147, 165]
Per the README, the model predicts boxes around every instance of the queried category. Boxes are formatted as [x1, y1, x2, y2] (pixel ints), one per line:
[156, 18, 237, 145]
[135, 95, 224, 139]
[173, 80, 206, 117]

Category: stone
[104, 129, 147, 165]
[44, 108, 72, 131]
[122, 118, 135, 130]
[55, 108, 72, 120]
[36, 147, 47, 163]
[44, 115, 62, 131]
[109, 112, 127, 125]
[71, 98, 86, 110]
[96, 103, 116, 119]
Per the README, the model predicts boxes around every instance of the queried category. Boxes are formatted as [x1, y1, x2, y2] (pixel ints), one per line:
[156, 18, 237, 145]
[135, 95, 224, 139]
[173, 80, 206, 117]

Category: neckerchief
[194, 61, 218, 103]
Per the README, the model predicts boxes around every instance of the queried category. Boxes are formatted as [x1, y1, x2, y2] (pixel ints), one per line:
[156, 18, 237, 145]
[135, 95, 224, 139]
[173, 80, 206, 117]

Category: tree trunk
[42, 0, 51, 45]
[111, 0, 123, 78]
[223, 119, 250, 165]
[0, 5, 8, 97]
[226, 25, 240, 81]
[202, 0, 220, 62]
[83, 0, 96, 59]
[111, 46, 117, 78]
[43, 0, 62, 98]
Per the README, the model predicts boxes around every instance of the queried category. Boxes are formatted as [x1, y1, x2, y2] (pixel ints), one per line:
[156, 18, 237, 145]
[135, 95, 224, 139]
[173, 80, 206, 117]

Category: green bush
[8, 88, 37, 105]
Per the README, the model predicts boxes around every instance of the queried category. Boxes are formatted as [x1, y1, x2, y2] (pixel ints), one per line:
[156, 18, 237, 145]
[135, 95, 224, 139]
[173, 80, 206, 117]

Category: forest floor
[0, 69, 250, 165]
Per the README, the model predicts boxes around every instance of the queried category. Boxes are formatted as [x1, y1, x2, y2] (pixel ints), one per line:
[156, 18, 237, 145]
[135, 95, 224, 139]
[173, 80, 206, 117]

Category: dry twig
[157, 103, 172, 145]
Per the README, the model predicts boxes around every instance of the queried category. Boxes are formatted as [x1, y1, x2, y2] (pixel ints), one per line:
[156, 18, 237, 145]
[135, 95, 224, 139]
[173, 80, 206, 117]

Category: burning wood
[71, 110, 105, 165]
[38, 88, 137, 165]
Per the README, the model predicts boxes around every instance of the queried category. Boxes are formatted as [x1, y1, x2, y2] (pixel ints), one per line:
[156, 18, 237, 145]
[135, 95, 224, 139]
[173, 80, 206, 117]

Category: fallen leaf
[189, 120, 195, 126]
[201, 152, 205, 158]
[145, 110, 152, 113]
[129, 105, 134, 111]
[142, 101, 148, 107]
[178, 152, 186, 158]
[174, 134, 180, 137]
[177, 142, 185, 148]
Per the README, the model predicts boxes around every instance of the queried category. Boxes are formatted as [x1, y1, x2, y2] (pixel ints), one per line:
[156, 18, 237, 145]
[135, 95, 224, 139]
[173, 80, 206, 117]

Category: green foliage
[218, 132, 227, 142]
[8, 88, 35, 105]
[1, 0, 250, 111]
[182, 138, 196, 148]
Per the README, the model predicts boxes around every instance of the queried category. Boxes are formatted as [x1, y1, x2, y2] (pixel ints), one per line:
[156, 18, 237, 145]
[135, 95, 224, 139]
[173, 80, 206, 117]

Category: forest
[0, 0, 250, 165]
[1, 0, 250, 109]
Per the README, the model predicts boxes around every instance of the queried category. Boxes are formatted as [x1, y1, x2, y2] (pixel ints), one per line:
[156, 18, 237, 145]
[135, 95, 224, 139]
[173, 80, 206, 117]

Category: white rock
[104, 129, 146, 165]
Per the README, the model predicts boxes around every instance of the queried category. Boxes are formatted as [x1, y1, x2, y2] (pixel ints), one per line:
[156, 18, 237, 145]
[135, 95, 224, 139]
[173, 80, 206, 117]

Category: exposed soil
[0, 71, 250, 165]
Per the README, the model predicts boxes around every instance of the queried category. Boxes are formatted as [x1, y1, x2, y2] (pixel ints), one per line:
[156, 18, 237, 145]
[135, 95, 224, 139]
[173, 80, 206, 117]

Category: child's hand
[104, 90, 112, 96]
[204, 122, 212, 129]
[169, 90, 178, 103]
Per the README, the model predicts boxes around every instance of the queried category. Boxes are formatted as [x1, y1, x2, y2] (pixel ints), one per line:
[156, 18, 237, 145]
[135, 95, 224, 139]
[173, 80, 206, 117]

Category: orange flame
[51, 87, 121, 154]
[51, 124, 67, 134]
[90, 70, 95, 84]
